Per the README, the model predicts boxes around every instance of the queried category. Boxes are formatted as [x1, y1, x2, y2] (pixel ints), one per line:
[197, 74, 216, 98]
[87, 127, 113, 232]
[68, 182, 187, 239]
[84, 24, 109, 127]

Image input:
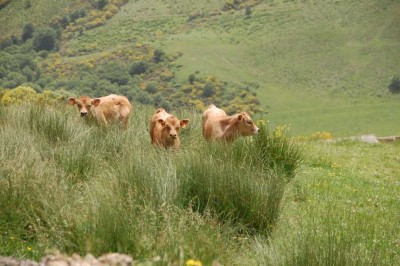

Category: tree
[388, 75, 400, 94]
[32, 27, 58, 51]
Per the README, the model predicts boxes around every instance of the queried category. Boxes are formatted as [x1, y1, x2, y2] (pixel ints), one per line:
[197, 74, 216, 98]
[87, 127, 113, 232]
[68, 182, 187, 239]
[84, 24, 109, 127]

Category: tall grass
[0, 103, 302, 265]
[1, 103, 399, 265]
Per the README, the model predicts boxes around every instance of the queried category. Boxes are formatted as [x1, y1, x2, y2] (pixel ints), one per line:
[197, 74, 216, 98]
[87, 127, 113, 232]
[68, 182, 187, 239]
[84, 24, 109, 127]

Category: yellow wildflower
[186, 259, 203, 266]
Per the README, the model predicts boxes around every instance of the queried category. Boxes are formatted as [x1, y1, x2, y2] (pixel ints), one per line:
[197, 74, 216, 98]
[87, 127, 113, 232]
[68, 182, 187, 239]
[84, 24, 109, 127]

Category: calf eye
[246, 121, 252, 125]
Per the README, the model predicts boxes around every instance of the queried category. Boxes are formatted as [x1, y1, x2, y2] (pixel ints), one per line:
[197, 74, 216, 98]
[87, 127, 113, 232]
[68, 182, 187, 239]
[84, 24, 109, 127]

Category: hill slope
[53, 0, 400, 135]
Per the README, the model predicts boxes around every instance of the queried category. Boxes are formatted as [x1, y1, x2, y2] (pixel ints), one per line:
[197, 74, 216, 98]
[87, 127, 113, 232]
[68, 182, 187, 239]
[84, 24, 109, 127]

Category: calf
[68, 94, 132, 129]
[150, 108, 189, 149]
[202, 104, 259, 142]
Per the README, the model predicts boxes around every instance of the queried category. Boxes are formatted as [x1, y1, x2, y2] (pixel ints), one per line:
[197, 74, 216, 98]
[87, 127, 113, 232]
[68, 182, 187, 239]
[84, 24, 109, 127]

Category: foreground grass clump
[0, 103, 301, 265]
[248, 140, 400, 266]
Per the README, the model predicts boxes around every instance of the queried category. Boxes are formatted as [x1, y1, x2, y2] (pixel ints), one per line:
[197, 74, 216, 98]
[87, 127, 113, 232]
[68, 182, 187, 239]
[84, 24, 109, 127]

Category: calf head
[157, 116, 189, 142]
[68, 96, 101, 117]
[235, 112, 259, 136]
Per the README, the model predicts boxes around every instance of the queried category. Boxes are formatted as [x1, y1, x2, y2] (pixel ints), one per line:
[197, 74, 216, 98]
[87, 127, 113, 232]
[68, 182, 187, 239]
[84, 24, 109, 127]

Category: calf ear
[155, 108, 164, 114]
[157, 119, 166, 127]
[68, 97, 76, 105]
[180, 119, 189, 128]
[92, 98, 101, 107]
[237, 114, 243, 121]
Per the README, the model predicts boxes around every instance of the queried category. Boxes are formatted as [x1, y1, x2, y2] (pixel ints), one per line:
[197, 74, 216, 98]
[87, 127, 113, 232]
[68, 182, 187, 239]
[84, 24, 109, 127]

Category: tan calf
[68, 94, 132, 129]
[150, 108, 189, 149]
[202, 104, 259, 142]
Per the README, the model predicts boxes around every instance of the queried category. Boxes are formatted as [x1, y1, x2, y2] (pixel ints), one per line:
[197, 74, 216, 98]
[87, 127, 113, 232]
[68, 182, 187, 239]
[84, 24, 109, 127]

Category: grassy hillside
[60, 0, 400, 136]
[0, 0, 74, 37]
[0, 103, 399, 265]
[1, 0, 399, 136]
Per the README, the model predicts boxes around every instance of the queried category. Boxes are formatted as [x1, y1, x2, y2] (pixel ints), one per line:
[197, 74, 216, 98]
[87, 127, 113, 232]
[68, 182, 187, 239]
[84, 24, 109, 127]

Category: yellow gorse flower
[274, 124, 290, 138]
[186, 259, 203, 266]
[311, 131, 333, 140]
[256, 119, 268, 126]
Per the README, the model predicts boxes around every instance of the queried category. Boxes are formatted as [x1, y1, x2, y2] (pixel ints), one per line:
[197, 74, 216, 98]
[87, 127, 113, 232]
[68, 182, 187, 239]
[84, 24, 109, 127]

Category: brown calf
[202, 104, 259, 142]
[150, 108, 189, 149]
[68, 94, 132, 129]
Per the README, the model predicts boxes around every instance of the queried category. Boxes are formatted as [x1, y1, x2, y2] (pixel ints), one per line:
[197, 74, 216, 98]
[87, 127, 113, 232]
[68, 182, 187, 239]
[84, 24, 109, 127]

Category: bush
[388, 75, 400, 93]
[188, 74, 196, 84]
[32, 27, 58, 51]
[4, 72, 27, 88]
[91, 0, 108, 10]
[245, 6, 252, 18]
[135, 90, 153, 105]
[1, 86, 37, 105]
[153, 49, 165, 63]
[145, 82, 157, 94]
[0, 0, 11, 9]
[202, 83, 216, 97]
[129, 61, 148, 76]
[97, 61, 130, 85]
[22, 23, 35, 42]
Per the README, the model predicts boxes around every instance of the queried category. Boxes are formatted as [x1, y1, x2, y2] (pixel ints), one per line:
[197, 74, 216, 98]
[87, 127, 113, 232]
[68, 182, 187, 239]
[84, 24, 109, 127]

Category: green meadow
[0, 103, 399, 265]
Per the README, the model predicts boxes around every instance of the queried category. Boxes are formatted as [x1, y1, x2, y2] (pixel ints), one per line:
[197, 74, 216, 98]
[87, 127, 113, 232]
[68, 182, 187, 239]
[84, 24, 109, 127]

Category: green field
[0, 103, 399, 265]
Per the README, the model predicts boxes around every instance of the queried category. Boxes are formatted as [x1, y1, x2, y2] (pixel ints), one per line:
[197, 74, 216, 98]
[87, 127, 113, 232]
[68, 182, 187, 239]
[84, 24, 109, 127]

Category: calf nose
[80, 112, 88, 117]
[170, 133, 177, 138]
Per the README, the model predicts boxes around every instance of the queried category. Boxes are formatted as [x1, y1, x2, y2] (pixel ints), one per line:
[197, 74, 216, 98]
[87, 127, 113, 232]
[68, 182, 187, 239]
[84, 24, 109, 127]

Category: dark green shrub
[4, 72, 27, 88]
[91, 0, 108, 10]
[24, 0, 31, 8]
[129, 61, 148, 76]
[0, 36, 13, 50]
[202, 83, 216, 97]
[22, 23, 34, 42]
[70, 9, 86, 21]
[145, 82, 157, 94]
[136, 90, 153, 105]
[188, 74, 196, 84]
[245, 6, 252, 18]
[60, 15, 71, 29]
[97, 62, 130, 85]
[0, 0, 11, 9]
[153, 49, 165, 63]
[388, 75, 400, 94]
[32, 27, 58, 51]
